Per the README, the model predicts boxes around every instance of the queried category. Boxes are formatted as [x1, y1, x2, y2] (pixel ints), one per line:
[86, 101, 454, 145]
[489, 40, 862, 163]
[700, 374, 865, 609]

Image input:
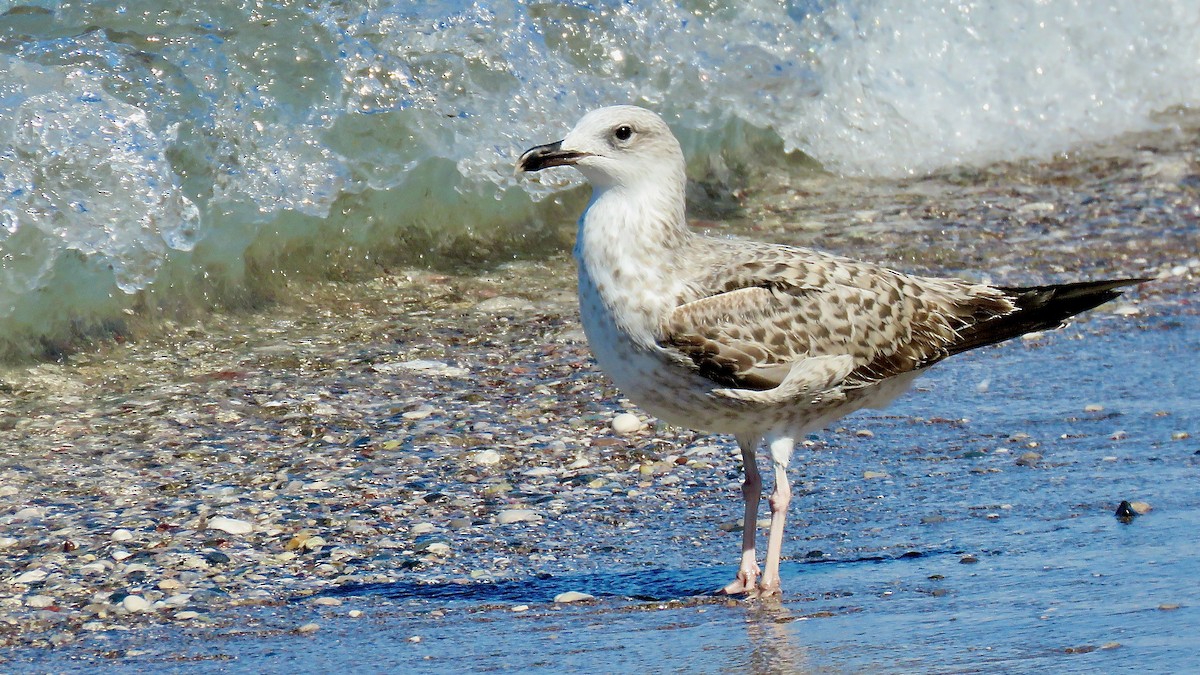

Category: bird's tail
[949, 277, 1151, 356]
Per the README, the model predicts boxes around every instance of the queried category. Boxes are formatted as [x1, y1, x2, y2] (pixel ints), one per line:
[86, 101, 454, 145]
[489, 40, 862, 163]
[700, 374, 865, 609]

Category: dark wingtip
[948, 276, 1149, 357]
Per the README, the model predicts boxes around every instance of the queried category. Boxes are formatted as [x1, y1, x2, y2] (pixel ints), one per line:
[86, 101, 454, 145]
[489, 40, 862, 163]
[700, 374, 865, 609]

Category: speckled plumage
[519, 105, 1143, 597]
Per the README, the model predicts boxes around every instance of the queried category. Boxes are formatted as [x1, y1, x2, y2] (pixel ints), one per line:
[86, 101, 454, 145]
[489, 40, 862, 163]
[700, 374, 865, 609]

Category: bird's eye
[614, 125, 633, 141]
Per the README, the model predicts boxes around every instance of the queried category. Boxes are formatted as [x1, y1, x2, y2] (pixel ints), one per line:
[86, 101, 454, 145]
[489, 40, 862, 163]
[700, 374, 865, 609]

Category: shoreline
[0, 120, 1197, 665]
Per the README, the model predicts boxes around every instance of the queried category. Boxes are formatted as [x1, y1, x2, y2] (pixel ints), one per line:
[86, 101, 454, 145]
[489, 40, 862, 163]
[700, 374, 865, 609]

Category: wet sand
[1, 117, 1197, 672]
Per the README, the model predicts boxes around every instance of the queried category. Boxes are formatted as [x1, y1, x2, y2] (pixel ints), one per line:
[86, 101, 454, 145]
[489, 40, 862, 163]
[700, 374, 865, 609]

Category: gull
[518, 105, 1145, 597]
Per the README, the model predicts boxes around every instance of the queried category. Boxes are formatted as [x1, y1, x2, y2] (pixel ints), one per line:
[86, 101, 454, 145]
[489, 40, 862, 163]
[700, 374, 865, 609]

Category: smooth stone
[297, 622, 321, 634]
[1015, 452, 1042, 467]
[311, 597, 342, 606]
[174, 611, 200, 620]
[472, 449, 502, 466]
[26, 595, 55, 608]
[863, 470, 889, 479]
[611, 413, 643, 435]
[121, 595, 151, 612]
[554, 591, 595, 604]
[111, 529, 134, 542]
[207, 516, 254, 535]
[496, 509, 540, 525]
[11, 569, 48, 584]
[0, 537, 17, 548]
[374, 360, 469, 378]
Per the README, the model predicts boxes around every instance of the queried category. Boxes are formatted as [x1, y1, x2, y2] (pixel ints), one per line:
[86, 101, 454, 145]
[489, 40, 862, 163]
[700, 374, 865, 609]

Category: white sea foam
[0, 0, 1196, 352]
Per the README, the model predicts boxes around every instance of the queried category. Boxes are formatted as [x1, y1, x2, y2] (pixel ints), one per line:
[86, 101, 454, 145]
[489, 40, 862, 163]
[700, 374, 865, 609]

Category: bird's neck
[574, 184, 690, 334]
[576, 183, 689, 278]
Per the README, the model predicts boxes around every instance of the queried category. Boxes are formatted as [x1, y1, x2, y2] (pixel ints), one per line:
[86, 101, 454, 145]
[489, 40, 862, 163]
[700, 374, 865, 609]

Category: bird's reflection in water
[742, 602, 813, 675]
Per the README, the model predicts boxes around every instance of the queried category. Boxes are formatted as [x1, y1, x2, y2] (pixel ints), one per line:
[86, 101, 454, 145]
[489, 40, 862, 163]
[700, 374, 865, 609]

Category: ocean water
[0, 0, 1197, 356]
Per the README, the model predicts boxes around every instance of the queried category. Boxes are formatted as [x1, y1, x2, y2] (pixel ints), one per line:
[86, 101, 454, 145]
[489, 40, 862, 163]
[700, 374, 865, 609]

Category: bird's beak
[518, 140, 590, 172]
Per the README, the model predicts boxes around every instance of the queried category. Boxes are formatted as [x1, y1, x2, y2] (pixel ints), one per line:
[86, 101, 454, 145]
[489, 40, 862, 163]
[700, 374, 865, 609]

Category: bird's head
[518, 105, 685, 191]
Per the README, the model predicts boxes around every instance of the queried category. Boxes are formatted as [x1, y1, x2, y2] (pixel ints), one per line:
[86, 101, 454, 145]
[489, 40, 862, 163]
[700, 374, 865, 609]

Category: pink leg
[758, 436, 794, 597]
[720, 435, 761, 596]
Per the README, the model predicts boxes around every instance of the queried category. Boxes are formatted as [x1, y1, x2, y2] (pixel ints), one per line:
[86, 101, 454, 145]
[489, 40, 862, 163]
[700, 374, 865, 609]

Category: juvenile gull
[518, 105, 1145, 597]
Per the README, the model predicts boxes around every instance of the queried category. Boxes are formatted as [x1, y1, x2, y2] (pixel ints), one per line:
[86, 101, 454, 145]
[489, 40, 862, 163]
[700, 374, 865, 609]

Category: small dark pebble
[204, 551, 232, 565]
[423, 492, 451, 504]
[804, 550, 825, 559]
[960, 554, 979, 564]
[900, 551, 923, 559]
[1115, 500, 1138, 521]
[1065, 645, 1098, 655]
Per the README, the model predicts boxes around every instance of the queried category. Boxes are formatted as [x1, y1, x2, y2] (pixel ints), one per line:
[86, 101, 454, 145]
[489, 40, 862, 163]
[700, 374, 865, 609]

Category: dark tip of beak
[518, 140, 589, 172]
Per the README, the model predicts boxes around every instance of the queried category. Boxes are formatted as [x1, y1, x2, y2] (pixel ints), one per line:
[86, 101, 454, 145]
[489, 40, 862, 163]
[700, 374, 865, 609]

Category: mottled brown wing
[660, 256, 1015, 393]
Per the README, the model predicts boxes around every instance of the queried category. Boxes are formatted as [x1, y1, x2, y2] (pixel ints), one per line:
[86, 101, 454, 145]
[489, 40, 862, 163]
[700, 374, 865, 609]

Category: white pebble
[553, 591, 595, 604]
[311, 597, 342, 606]
[174, 611, 200, 621]
[0, 537, 18, 549]
[207, 516, 254, 535]
[410, 522, 435, 535]
[976, 379, 990, 393]
[11, 569, 47, 584]
[297, 622, 321, 634]
[26, 595, 55, 608]
[496, 509, 541, 525]
[472, 449, 502, 466]
[511, 604, 530, 612]
[611, 413, 643, 435]
[348, 609, 363, 618]
[1084, 404, 1104, 412]
[110, 529, 134, 542]
[121, 595, 151, 613]
[408, 635, 422, 643]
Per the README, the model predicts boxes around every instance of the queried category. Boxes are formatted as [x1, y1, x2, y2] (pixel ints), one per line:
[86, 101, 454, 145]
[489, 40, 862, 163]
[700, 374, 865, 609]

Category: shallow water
[1, 76, 1198, 674]
[4, 285, 1197, 672]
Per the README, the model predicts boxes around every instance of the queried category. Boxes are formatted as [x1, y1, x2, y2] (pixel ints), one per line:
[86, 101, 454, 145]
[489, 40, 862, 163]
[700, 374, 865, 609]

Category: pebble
[110, 529, 134, 542]
[311, 597, 343, 606]
[511, 604, 530, 612]
[174, 611, 200, 620]
[472, 449, 502, 466]
[0, 536, 18, 548]
[1015, 452, 1042, 467]
[26, 595, 55, 608]
[207, 516, 254, 535]
[496, 509, 541, 525]
[408, 635, 422, 643]
[1084, 404, 1104, 413]
[863, 470, 889, 479]
[11, 569, 48, 585]
[375, 360, 469, 378]
[121, 595, 151, 613]
[297, 622, 321, 634]
[474, 296, 535, 313]
[611, 413, 643, 434]
[553, 591, 595, 604]
[348, 610, 363, 618]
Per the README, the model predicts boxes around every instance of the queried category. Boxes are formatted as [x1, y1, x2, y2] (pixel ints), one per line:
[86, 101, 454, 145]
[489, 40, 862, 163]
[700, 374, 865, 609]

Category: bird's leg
[720, 435, 762, 596]
[759, 436, 794, 597]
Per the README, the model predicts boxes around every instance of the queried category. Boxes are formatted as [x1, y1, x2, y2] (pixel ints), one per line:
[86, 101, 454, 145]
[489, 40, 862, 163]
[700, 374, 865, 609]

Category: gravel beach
[0, 116, 1197, 670]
